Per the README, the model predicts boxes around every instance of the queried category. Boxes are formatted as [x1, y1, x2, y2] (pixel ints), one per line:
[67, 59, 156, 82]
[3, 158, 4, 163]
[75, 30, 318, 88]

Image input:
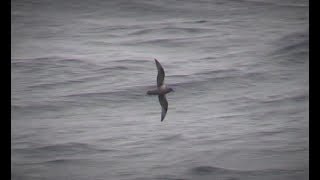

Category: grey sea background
[11, 0, 309, 179]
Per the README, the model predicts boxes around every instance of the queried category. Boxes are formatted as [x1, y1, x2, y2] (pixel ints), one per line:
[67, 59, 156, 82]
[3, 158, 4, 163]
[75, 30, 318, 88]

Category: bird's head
[168, 87, 174, 93]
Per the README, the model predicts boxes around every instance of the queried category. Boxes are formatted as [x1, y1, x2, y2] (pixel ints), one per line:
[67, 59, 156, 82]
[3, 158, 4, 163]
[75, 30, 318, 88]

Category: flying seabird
[147, 59, 174, 122]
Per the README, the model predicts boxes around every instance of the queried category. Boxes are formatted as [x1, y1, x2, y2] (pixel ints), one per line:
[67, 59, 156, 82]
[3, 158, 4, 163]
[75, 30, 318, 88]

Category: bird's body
[147, 59, 174, 121]
[147, 85, 172, 95]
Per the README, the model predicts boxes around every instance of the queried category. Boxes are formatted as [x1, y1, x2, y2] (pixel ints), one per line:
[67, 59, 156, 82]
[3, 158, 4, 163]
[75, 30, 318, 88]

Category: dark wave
[128, 26, 212, 36]
[26, 78, 90, 89]
[157, 134, 184, 141]
[187, 165, 307, 180]
[135, 176, 189, 180]
[110, 0, 171, 14]
[270, 30, 309, 64]
[108, 58, 150, 64]
[12, 102, 68, 114]
[12, 56, 98, 68]
[190, 166, 231, 174]
[228, 0, 308, 8]
[15, 142, 114, 157]
[124, 37, 195, 47]
[261, 93, 308, 105]
[15, 157, 95, 166]
[42, 143, 113, 154]
[272, 40, 308, 59]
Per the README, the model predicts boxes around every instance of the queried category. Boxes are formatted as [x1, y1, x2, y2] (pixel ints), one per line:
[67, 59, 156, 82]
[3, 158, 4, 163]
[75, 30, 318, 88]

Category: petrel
[147, 59, 174, 122]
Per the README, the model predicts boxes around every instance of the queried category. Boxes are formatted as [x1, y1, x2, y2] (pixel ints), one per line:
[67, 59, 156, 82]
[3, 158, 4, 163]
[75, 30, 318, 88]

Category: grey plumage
[147, 59, 174, 122]
[155, 59, 165, 87]
[158, 95, 168, 122]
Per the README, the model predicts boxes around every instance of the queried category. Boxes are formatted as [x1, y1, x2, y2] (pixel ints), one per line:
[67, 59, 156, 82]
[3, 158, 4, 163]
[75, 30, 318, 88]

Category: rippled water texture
[12, 0, 308, 179]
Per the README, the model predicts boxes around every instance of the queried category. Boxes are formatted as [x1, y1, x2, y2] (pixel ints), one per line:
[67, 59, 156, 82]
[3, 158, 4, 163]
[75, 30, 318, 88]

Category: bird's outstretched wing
[158, 94, 168, 122]
[155, 59, 165, 87]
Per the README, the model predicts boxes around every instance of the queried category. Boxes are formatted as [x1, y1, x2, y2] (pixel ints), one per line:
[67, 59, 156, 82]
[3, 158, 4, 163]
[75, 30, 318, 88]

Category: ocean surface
[11, 0, 309, 179]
